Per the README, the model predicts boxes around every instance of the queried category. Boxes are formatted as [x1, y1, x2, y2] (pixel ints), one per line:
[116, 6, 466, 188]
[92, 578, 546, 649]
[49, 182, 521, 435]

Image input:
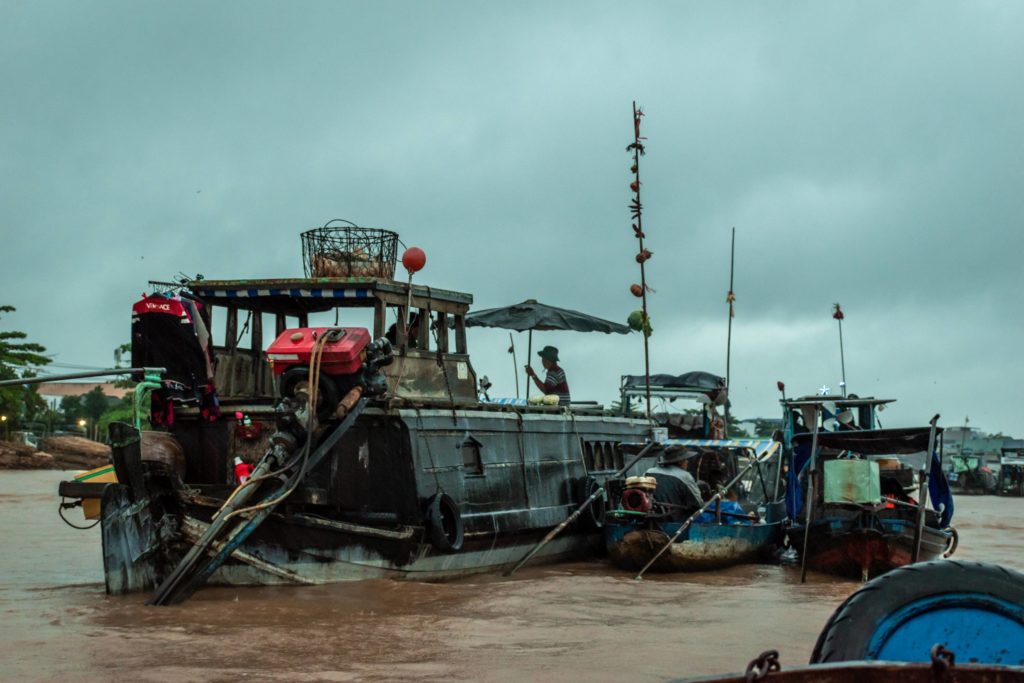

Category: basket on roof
[301, 219, 399, 279]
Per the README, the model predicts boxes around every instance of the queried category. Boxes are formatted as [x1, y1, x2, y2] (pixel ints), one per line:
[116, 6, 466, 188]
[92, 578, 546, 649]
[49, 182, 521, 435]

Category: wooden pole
[725, 227, 736, 434]
[799, 406, 821, 583]
[912, 414, 940, 562]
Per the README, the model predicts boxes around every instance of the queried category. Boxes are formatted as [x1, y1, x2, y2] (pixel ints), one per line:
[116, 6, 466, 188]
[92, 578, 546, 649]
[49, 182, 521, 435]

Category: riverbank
[0, 436, 109, 470]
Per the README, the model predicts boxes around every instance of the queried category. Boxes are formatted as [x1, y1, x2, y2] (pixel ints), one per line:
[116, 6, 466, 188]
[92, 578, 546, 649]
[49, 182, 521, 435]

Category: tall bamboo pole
[629, 101, 652, 419]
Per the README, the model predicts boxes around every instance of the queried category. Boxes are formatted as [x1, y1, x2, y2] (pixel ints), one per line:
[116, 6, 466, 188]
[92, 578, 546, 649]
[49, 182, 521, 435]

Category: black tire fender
[425, 493, 464, 553]
[810, 560, 1024, 664]
[577, 476, 606, 531]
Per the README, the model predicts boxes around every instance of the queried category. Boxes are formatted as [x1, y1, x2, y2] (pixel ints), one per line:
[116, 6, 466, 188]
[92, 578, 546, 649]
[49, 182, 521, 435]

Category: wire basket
[301, 219, 399, 279]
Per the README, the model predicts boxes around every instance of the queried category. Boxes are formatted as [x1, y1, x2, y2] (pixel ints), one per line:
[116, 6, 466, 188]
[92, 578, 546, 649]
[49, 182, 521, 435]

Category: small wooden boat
[780, 396, 957, 580]
[604, 439, 787, 573]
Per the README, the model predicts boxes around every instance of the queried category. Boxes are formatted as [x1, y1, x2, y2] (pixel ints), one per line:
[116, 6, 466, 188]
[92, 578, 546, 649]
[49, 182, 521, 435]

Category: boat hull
[786, 515, 951, 580]
[96, 406, 658, 594]
[604, 518, 783, 572]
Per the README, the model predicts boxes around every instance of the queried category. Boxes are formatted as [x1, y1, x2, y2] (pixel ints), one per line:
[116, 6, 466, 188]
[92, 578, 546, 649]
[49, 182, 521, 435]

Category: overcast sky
[2, 1, 1021, 434]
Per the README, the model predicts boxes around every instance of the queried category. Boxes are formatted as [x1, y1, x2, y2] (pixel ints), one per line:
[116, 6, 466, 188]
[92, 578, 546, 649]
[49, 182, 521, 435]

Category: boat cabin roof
[187, 277, 473, 316]
[793, 427, 942, 455]
[781, 396, 895, 408]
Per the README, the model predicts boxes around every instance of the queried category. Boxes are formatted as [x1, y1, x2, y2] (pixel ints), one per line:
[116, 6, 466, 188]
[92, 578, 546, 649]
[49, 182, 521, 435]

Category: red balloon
[402, 247, 426, 274]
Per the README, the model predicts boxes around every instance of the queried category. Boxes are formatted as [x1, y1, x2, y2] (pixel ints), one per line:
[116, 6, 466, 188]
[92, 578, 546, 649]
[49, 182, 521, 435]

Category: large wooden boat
[56, 225, 660, 603]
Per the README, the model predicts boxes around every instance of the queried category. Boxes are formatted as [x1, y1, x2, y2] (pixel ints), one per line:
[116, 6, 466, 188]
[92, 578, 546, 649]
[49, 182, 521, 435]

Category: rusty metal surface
[674, 660, 1024, 682]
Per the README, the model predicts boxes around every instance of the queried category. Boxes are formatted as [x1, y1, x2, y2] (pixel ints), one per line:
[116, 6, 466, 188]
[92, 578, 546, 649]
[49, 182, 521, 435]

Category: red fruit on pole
[630, 284, 643, 297]
[630, 180, 640, 193]
[402, 247, 426, 274]
[833, 303, 844, 320]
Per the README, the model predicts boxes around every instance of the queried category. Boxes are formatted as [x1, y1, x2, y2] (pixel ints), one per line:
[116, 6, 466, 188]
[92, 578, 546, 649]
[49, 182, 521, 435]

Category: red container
[233, 457, 254, 484]
[265, 327, 370, 376]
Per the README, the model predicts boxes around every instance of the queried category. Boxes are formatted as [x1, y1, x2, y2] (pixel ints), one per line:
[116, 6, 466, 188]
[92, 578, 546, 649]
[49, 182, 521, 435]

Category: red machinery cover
[266, 327, 370, 376]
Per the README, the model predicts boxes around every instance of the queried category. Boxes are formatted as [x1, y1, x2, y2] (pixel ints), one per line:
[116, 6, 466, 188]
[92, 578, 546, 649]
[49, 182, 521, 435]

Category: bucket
[73, 464, 117, 520]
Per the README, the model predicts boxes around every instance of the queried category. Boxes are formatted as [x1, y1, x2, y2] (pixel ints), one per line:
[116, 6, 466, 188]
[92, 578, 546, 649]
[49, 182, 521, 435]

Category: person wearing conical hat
[525, 345, 571, 405]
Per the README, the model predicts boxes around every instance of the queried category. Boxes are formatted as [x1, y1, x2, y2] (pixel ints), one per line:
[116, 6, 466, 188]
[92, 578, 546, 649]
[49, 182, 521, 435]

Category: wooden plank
[455, 315, 467, 354]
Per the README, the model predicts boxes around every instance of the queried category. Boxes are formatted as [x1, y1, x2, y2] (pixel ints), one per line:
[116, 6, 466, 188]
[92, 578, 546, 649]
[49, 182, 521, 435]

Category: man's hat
[537, 345, 560, 362]
[659, 448, 700, 466]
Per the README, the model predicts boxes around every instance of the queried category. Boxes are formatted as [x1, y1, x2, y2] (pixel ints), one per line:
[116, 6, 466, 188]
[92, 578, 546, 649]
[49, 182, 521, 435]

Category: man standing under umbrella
[525, 346, 571, 405]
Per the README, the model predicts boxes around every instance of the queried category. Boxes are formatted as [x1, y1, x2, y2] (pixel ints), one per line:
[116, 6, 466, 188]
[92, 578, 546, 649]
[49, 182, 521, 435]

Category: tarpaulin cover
[793, 427, 943, 455]
[464, 300, 631, 334]
[786, 427, 954, 527]
[621, 371, 725, 391]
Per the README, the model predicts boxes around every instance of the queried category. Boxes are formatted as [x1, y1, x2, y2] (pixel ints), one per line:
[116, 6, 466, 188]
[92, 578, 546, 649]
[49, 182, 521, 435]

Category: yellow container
[74, 464, 118, 520]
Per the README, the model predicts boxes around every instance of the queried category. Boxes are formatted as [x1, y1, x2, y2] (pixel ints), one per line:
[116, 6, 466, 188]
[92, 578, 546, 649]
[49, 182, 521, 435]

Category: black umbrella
[463, 299, 631, 399]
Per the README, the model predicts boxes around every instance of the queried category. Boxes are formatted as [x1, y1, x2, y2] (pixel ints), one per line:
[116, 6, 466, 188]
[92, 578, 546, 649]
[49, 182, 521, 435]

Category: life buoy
[425, 493, 463, 553]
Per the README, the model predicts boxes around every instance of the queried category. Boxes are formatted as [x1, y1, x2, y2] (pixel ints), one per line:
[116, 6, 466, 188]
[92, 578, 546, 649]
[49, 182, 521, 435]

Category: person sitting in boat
[525, 345, 571, 405]
[385, 312, 420, 349]
[644, 449, 703, 519]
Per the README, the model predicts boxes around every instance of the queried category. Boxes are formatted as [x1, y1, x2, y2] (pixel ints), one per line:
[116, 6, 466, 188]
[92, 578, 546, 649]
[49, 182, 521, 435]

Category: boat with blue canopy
[604, 437, 787, 573]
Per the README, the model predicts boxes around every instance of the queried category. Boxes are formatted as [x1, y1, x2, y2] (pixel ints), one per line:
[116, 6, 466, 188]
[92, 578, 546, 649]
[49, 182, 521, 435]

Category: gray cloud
[1, 1, 1021, 433]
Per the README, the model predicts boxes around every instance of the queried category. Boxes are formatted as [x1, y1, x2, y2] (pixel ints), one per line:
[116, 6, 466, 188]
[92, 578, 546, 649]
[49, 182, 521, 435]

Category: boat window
[460, 435, 483, 475]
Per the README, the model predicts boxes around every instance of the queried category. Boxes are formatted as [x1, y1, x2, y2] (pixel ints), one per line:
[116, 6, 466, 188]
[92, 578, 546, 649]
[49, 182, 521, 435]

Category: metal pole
[525, 330, 533, 400]
[509, 333, 519, 399]
[838, 317, 846, 397]
[799, 406, 822, 583]
[0, 367, 166, 388]
[912, 414, 940, 562]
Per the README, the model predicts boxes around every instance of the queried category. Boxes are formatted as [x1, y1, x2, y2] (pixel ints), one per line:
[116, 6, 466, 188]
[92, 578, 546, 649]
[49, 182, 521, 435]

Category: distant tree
[82, 387, 110, 423]
[60, 395, 84, 425]
[0, 305, 51, 428]
[752, 418, 782, 438]
[97, 394, 135, 441]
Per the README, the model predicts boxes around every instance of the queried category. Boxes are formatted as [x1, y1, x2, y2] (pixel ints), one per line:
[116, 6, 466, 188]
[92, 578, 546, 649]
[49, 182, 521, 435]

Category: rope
[224, 330, 332, 521]
[58, 499, 100, 530]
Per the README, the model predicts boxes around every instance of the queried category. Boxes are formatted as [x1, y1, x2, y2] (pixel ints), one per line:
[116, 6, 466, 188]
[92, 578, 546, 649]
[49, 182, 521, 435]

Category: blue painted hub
[868, 593, 1024, 665]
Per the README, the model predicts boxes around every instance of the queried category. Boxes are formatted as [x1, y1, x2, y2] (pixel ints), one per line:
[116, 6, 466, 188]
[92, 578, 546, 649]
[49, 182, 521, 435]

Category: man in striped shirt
[525, 345, 571, 405]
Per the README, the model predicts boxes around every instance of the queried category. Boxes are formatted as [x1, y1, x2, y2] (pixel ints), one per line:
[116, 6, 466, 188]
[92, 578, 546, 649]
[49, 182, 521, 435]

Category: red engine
[265, 327, 393, 418]
[266, 327, 371, 376]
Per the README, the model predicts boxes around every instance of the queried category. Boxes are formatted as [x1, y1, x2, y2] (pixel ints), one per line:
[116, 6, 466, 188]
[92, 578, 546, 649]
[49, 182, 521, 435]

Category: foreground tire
[425, 493, 463, 553]
[811, 560, 1024, 665]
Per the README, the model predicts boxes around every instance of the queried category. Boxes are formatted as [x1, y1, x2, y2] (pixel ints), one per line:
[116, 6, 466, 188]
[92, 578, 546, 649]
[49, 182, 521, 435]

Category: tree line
[0, 305, 131, 441]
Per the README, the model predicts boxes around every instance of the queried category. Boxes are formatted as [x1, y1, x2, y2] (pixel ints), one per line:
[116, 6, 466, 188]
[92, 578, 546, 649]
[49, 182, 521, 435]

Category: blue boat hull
[604, 517, 783, 572]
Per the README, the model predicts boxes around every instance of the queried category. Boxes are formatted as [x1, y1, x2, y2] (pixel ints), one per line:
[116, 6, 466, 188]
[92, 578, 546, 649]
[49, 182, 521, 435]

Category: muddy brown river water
[2, 470, 1022, 682]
